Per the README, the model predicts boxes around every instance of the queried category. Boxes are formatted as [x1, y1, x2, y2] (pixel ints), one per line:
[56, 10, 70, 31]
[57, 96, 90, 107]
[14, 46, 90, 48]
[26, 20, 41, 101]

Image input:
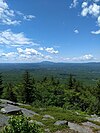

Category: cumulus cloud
[81, 3, 100, 17]
[70, 0, 78, 8]
[0, 29, 38, 46]
[91, 29, 100, 34]
[79, 54, 94, 61]
[2, 52, 17, 58]
[38, 47, 59, 54]
[17, 48, 43, 56]
[81, 2, 100, 28]
[74, 29, 79, 34]
[38, 47, 44, 51]
[94, 0, 100, 2]
[44, 55, 53, 60]
[23, 15, 35, 21]
[81, 7, 89, 16]
[97, 16, 100, 26]
[0, 47, 53, 62]
[82, 2, 88, 8]
[0, 52, 18, 60]
[0, 0, 20, 25]
[62, 54, 95, 62]
[0, 0, 35, 25]
[45, 47, 59, 54]
[70, 1, 100, 29]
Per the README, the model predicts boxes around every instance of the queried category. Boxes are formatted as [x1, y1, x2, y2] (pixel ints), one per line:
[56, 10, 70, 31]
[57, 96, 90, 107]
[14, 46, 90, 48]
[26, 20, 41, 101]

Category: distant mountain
[40, 61, 55, 65]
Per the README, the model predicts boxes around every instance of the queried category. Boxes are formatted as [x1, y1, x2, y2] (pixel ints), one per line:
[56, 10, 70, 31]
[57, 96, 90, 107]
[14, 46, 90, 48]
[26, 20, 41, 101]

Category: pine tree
[68, 74, 74, 89]
[2, 83, 17, 102]
[0, 73, 3, 97]
[94, 80, 100, 113]
[22, 71, 33, 104]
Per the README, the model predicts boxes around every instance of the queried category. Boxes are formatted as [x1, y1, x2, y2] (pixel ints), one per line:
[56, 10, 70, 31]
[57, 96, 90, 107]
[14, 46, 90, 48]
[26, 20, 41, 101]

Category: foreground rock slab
[1, 104, 21, 114]
[68, 122, 94, 133]
[82, 121, 100, 129]
[21, 108, 39, 117]
[87, 114, 100, 122]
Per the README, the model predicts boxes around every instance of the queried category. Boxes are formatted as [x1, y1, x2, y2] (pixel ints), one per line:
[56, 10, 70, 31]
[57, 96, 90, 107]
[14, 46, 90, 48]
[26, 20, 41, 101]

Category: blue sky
[0, 0, 100, 63]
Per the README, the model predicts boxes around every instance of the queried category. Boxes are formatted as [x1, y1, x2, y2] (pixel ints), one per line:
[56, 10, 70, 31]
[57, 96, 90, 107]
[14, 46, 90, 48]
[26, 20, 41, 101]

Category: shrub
[2, 115, 43, 133]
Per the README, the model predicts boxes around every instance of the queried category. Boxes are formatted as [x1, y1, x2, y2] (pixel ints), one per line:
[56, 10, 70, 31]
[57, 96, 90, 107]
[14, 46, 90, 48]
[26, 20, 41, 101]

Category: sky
[0, 0, 100, 63]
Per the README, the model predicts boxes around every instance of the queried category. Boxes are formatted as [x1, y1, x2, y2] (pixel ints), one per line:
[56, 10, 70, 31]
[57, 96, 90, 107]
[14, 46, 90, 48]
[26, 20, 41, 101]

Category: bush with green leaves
[2, 115, 43, 133]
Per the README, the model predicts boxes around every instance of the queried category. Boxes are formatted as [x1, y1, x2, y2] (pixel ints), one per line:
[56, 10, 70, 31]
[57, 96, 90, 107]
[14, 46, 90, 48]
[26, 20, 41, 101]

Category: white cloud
[80, 2, 100, 27]
[91, 29, 100, 34]
[89, 3, 100, 17]
[45, 47, 59, 54]
[23, 15, 35, 21]
[94, 0, 100, 2]
[44, 55, 53, 60]
[74, 29, 79, 34]
[38, 47, 59, 54]
[81, 3, 100, 17]
[0, 0, 20, 25]
[79, 54, 94, 61]
[38, 47, 44, 51]
[17, 48, 24, 53]
[0, 52, 17, 58]
[62, 54, 95, 62]
[0, 29, 37, 46]
[70, 0, 78, 8]
[0, 0, 35, 25]
[82, 2, 88, 8]
[13, 48, 53, 62]
[81, 7, 89, 16]
[17, 48, 43, 56]
[97, 16, 100, 26]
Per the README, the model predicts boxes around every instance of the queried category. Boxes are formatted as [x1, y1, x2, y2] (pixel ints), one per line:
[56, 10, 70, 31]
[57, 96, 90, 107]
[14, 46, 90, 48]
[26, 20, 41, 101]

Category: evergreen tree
[0, 73, 3, 97]
[22, 71, 33, 104]
[68, 74, 74, 89]
[2, 83, 17, 102]
[94, 80, 100, 113]
[42, 76, 48, 83]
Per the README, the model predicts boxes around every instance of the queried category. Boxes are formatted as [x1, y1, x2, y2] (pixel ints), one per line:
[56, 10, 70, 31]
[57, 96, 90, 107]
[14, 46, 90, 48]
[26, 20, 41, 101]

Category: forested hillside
[0, 62, 100, 86]
[0, 69, 100, 114]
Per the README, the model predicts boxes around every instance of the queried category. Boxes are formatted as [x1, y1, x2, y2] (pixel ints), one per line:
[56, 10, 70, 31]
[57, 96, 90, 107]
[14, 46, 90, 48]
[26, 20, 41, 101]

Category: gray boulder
[87, 114, 100, 122]
[29, 120, 44, 126]
[0, 99, 18, 106]
[1, 104, 21, 114]
[21, 108, 39, 117]
[68, 122, 93, 133]
[42, 114, 54, 120]
[0, 102, 38, 117]
[82, 121, 100, 129]
[54, 120, 68, 126]
[0, 114, 9, 127]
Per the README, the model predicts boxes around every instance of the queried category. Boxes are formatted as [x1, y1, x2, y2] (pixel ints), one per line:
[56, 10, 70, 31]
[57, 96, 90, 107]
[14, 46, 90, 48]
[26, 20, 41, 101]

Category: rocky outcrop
[21, 108, 38, 117]
[1, 104, 21, 114]
[42, 114, 54, 120]
[68, 122, 94, 133]
[87, 114, 100, 122]
[1, 99, 100, 133]
[29, 120, 44, 126]
[0, 99, 39, 117]
[0, 114, 9, 127]
[54, 120, 68, 126]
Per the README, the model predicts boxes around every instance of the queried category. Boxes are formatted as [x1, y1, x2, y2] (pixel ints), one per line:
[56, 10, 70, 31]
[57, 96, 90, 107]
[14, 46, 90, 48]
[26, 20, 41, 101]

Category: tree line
[0, 71, 100, 114]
